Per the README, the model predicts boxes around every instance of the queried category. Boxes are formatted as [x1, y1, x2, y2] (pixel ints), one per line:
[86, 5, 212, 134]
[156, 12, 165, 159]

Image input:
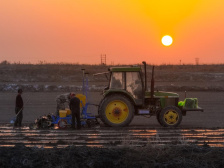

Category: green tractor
[98, 61, 203, 127]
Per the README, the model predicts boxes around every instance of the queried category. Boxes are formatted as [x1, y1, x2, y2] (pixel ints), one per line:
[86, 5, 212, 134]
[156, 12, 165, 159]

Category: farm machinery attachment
[35, 102, 99, 129]
[97, 61, 204, 127]
[35, 69, 99, 129]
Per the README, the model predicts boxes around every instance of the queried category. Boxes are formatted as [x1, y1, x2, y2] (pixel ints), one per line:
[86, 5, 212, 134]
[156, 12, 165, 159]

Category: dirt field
[1, 63, 224, 128]
[1, 63, 224, 167]
[1, 145, 224, 168]
[1, 91, 224, 128]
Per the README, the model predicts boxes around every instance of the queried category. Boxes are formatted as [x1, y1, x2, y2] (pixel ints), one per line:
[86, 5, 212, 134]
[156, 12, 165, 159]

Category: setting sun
[161, 35, 173, 46]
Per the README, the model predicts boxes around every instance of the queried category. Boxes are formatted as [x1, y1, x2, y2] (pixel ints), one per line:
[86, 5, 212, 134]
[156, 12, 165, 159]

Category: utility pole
[100, 54, 106, 65]
[195, 58, 199, 65]
[111, 61, 114, 66]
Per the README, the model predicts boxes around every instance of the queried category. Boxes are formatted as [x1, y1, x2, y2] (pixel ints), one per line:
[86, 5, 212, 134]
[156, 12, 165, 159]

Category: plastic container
[59, 110, 67, 117]
[65, 108, 71, 115]
[184, 98, 198, 109]
[75, 94, 86, 108]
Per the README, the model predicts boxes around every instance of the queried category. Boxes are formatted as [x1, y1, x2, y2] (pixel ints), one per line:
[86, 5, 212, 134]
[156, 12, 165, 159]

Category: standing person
[14, 89, 23, 127]
[69, 93, 81, 129]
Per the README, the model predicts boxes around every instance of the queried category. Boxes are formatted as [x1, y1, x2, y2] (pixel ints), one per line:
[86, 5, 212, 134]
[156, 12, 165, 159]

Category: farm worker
[14, 88, 23, 127]
[69, 93, 81, 129]
[55, 93, 71, 116]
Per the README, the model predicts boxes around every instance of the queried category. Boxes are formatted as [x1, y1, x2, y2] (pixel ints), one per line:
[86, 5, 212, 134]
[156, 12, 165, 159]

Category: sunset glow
[0, 1, 224, 64]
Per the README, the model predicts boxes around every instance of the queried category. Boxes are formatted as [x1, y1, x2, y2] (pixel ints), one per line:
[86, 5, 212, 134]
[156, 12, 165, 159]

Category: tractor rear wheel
[158, 106, 182, 127]
[99, 94, 134, 127]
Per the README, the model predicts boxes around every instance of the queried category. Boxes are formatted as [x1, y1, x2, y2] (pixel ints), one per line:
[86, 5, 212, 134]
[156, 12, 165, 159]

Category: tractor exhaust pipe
[151, 66, 155, 98]
[142, 61, 147, 107]
[142, 61, 147, 91]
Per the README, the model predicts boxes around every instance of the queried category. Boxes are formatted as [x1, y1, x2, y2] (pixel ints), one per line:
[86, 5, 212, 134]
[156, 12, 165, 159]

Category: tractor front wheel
[158, 106, 182, 127]
[99, 94, 134, 127]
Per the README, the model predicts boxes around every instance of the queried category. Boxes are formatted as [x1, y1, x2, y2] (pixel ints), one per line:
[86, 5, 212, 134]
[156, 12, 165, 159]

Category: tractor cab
[105, 66, 144, 105]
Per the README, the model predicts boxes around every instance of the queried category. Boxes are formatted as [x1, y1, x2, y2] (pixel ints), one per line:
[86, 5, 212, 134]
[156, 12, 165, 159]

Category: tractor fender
[103, 90, 136, 105]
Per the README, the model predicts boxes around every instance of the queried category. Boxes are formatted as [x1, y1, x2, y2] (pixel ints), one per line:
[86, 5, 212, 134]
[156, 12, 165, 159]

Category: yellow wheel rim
[163, 110, 179, 125]
[105, 100, 129, 124]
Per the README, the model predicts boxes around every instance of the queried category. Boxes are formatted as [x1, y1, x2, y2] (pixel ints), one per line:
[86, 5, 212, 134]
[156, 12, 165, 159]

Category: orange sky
[0, 0, 224, 65]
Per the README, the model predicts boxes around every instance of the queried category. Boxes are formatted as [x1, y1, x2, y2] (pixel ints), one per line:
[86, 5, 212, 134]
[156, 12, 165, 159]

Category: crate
[59, 110, 67, 117]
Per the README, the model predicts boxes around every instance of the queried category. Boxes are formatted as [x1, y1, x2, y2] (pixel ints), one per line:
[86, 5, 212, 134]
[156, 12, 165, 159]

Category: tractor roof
[109, 66, 141, 72]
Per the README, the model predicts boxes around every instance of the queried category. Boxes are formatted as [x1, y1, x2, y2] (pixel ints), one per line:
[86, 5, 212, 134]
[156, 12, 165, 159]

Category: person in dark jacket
[14, 89, 23, 127]
[69, 93, 81, 129]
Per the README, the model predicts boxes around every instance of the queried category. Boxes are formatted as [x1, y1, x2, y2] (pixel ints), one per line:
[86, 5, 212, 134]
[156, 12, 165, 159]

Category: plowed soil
[1, 63, 224, 167]
[1, 91, 224, 128]
[1, 145, 224, 168]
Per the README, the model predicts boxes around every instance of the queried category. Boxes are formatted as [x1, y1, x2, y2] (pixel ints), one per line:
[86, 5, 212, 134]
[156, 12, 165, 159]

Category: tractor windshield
[126, 72, 143, 99]
[110, 72, 125, 89]
[109, 71, 143, 101]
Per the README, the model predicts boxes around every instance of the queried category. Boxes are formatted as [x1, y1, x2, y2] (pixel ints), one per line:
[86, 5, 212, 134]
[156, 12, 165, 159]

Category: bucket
[59, 110, 67, 117]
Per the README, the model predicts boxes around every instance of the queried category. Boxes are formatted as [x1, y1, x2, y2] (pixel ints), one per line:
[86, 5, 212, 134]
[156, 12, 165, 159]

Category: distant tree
[0, 60, 10, 65]
[37, 60, 47, 65]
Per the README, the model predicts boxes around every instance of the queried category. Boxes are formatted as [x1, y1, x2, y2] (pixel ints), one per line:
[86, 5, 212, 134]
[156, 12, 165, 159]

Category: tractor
[97, 61, 203, 127]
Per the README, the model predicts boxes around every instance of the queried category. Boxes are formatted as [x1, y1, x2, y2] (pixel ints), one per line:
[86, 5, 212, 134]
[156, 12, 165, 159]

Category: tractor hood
[145, 91, 179, 98]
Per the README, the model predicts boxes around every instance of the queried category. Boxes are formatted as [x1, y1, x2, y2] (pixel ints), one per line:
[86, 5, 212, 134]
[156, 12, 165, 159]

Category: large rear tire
[99, 94, 134, 127]
[158, 106, 182, 127]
